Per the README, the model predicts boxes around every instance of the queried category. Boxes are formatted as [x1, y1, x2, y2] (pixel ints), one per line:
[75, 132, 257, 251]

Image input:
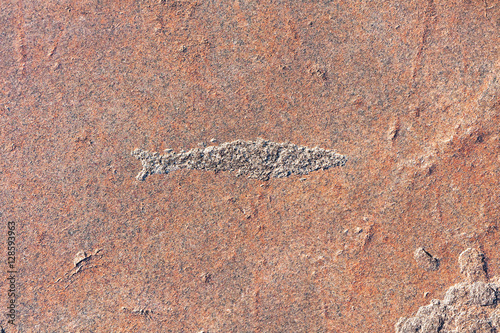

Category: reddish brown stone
[1, 0, 499, 332]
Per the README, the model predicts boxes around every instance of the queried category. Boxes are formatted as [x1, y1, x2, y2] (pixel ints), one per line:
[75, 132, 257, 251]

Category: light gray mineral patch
[131, 139, 347, 181]
[396, 248, 499, 333]
[414, 247, 440, 271]
[459, 248, 487, 282]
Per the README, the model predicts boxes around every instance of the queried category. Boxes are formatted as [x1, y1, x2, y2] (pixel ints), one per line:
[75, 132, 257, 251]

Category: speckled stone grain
[0, 0, 499, 332]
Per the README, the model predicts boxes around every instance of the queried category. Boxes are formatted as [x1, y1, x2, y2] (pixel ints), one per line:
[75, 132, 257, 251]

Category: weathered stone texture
[1, 0, 499, 332]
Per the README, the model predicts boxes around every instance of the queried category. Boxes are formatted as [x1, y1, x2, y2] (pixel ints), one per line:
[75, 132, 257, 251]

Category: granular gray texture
[396, 249, 500, 333]
[131, 139, 347, 181]
[459, 248, 488, 283]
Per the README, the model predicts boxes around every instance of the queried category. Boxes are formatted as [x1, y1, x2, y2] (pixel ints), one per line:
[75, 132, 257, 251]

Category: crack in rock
[396, 248, 500, 333]
[131, 139, 347, 181]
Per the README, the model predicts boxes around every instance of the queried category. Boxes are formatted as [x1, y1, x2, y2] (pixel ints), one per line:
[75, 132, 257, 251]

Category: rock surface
[397, 249, 499, 333]
[459, 248, 488, 282]
[1, 0, 499, 332]
[414, 247, 440, 271]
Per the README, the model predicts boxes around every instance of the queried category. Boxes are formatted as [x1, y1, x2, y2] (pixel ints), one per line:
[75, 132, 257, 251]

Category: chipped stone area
[131, 139, 347, 181]
[396, 248, 499, 333]
[73, 250, 89, 267]
[459, 248, 488, 283]
[414, 247, 440, 271]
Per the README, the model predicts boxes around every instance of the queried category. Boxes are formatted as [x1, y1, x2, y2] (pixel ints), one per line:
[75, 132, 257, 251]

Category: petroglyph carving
[132, 139, 347, 181]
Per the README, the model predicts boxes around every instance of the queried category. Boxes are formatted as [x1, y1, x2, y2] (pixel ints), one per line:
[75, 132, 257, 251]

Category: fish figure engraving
[132, 139, 347, 181]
